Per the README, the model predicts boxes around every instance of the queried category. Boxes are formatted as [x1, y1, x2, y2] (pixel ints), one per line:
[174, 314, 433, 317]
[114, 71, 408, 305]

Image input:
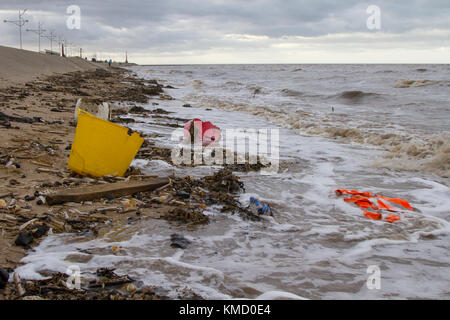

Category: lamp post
[26, 21, 46, 53]
[3, 9, 29, 49]
[45, 31, 57, 53]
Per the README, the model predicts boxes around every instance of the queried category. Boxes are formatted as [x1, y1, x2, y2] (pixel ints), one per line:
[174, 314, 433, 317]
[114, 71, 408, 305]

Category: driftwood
[13, 273, 26, 297]
[36, 167, 64, 177]
[0, 192, 13, 199]
[46, 178, 170, 205]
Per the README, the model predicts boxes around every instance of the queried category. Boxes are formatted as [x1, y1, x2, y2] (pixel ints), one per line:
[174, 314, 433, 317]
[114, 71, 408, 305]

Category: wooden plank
[46, 178, 170, 205]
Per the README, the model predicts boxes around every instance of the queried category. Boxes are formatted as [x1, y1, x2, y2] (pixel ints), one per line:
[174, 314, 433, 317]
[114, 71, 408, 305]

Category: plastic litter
[183, 118, 221, 146]
[74, 98, 111, 123]
[335, 188, 413, 223]
[249, 196, 273, 216]
[68, 110, 144, 177]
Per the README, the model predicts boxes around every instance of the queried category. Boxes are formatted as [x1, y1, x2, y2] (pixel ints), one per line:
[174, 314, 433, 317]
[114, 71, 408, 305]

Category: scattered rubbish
[0, 268, 9, 289]
[68, 110, 144, 177]
[176, 190, 190, 199]
[75, 98, 111, 123]
[170, 234, 192, 249]
[36, 196, 46, 205]
[127, 216, 140, 224]
[249, 197, 273, 216]
[15, 231, 33, 248]
[184, 118, 221, 146]
[36, 167, 64, 177]
[111, 246, 121, 253]
[13, 272, 26, 297]
[165, 207, 209, 225]
[202, 169, 244, 193]
[335, 189, 413, 223]
[46, 178, 170, 205]
[0, 111, 42, 128]
[126, 283, 137, 293]
[129, 106, 147, 113]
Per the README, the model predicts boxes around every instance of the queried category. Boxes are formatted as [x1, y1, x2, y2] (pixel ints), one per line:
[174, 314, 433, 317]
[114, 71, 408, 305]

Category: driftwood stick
[46, 178, 170, 205]
[13, 273, 26, 297]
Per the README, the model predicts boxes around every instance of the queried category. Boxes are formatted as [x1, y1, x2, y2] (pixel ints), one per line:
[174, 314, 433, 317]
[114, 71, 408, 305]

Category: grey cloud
[0, 0, 449, 61]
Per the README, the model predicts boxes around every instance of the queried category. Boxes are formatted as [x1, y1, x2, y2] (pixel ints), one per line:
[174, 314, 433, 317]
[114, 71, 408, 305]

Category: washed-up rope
[335, 189, 414, 223]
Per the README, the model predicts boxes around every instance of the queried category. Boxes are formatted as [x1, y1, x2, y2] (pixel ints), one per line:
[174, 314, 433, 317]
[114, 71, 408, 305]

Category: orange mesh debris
[335, 188, 412, 223]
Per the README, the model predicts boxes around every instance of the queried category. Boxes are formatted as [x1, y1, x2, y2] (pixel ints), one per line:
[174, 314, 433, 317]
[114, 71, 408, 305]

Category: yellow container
[68, 110, 144, 177]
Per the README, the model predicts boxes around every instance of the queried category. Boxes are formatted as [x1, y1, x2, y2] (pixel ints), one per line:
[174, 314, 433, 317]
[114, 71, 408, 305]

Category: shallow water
[16, 64, 450, 299]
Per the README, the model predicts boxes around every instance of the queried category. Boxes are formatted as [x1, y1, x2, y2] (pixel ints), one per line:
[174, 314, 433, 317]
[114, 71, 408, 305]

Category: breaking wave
[185, 93, 450, 177]
[394, 79, 450, 88]
[190, 79, 205, 90]
[335, 90, 384, 104]
[280, 88, 304, 97]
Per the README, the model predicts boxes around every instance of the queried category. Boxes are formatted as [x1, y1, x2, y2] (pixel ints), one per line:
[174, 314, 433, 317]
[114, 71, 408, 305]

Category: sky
[0, 0, 449, 64]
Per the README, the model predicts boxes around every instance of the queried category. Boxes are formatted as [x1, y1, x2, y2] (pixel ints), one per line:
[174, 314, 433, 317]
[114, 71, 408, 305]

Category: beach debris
[394, 79, 438, 88]
[68, 110, 144, 177]
[248, 197, 274, 216]
[202, 169, 244, 193]
[129, 106, 148, 113]
[13, 272, 26, 297]
[170, 234, 192, 249]
[36, 167, 64, 177]
[14, 231, 33, 248]
[126, 283, 137, 294]
[46, 178, 170, 205]
[165, 207, 209, 224]
[184, 118, 221, 146]
[0, 111, 42, 128]
[335, 189, 413, 223]
[0, 268, 9, 289]
[1, 265, 165, 300]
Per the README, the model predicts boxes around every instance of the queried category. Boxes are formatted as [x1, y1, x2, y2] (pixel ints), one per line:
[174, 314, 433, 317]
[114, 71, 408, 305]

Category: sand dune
[0, 45, 99, 88]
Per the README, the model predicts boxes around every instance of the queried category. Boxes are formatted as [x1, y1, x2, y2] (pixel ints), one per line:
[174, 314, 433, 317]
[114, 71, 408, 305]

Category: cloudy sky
[1, 0, 449, 63]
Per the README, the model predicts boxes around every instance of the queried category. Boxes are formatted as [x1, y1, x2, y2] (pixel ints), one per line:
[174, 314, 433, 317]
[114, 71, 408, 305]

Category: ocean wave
[335, 90, 383, 104]
[394, 79, 448, 88]
[280, 88, 304, 97]
[185, 94, 450, 177]
[169, 70, 193, 75]
[190, 79, 205, 89]
[373, 134, 450, 177]
[375, 70, 396, 74]
[224, 81, 243, 86]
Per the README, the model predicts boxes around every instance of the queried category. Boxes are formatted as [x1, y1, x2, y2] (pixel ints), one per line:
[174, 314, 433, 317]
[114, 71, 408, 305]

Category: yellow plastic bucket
[68, 110, 144, 177]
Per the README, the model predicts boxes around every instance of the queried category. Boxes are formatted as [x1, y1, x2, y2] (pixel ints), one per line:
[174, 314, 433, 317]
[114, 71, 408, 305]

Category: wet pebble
[15, 231, 33, 248]
[0, 268, 9, 289]
[170, 234, 192, 249]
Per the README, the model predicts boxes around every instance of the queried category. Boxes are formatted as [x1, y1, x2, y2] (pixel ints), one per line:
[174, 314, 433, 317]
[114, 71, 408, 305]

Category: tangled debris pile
[1, 268, 165, 300]
[163, 169, 262, 222]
